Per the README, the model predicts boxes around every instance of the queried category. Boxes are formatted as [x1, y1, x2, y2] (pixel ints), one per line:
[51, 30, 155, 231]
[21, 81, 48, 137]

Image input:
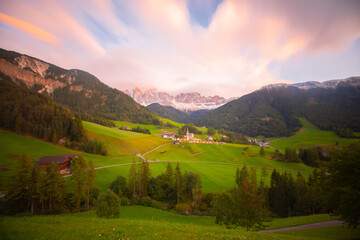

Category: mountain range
[124, 88, 234, 111]
[195, 77, 360, 137]
[0, 48, 158, 125]
[1, 48, 359, 139]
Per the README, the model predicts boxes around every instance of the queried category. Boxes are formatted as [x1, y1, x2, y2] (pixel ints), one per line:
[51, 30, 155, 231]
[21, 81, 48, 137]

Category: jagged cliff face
[0, 55, 78, 96]
[124, 88, 234, 110]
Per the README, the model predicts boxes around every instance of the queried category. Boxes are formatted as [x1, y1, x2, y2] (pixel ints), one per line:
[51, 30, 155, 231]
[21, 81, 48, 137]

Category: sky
[0, 0, 360, 98]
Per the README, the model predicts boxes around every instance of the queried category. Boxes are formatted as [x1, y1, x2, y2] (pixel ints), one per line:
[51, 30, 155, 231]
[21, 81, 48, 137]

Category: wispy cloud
[0, 12, 60, 45]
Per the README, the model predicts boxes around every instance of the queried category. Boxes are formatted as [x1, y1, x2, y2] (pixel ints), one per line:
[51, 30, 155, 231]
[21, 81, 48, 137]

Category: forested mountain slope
[0, 48, 159, 124]
[195, 77, 360, 137]
[0, 79, 85, 143]
[147, 103, 211, 124]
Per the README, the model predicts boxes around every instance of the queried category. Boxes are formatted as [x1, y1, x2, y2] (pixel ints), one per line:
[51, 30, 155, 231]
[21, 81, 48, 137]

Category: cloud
[0, 0, 359, 98]
[0, 12, 60, 45]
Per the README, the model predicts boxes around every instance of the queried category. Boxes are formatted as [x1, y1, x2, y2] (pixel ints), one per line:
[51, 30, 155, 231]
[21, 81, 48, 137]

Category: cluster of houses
[162, 129, 226, 145]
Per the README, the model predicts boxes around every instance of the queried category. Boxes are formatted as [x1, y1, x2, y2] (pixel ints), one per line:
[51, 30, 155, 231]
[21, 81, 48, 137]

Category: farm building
[37, 154, 78, 174]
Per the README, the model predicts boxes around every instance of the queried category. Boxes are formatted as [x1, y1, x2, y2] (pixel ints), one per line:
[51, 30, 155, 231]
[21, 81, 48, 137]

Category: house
[37, 154, 78, 174]
[162, 132, 176, 140]
[120, 126, 131, 130]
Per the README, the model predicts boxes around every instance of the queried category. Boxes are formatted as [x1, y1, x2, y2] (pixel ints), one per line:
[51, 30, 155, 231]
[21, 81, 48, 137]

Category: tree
[128, 158, 138, 198]
[207, 127, 216, 136]
[328, 143, 360, 227]
[164, 162, 174, 183]
[86, 159, 97, 209]
[140, 160, 151, 197]
[109, 176, 127, 197]
[213, 169, 269, 230]
[4, 154, 36, 214]
[183, 171, 202, 206]
[232, 179, 269, 231]
[72, 156, 87, 210]
[174, 163, 183, 204]
[96, 190, 121, 218]
[260, 147, 265, 156]
[235, 165, 249, 187]
[45, 163, 66, 213]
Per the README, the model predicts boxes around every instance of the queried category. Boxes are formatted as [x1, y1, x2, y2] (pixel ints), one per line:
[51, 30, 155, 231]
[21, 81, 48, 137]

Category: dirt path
[190, 152, 205, 157]
[141, 143, 172, 157]
[259, 220, 342, 233]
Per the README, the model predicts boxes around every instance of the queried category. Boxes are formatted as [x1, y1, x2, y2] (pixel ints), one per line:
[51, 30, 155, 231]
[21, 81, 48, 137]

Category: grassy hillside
[113, 120, 163, 135]
[146, 143, 313, 172]
[270, 118, 359, 150]
[83, 121, 170, 157]
[0, 129, 312, 193]
[1, 206, 359, 240]
[0, 130, 133, 179]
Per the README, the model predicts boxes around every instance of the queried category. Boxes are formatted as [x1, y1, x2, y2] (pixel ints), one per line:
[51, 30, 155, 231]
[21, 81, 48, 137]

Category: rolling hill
[0, 48, 159, 124]
[195, 77, 360, 138]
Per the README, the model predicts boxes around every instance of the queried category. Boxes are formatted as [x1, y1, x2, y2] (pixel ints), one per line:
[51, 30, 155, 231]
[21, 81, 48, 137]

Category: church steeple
[186, 128, 189, 136]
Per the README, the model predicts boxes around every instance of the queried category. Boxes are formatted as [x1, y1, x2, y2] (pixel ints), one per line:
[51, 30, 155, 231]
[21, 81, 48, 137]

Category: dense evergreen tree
[0, 80, 86, 143]
[109, 176, 127, 198]
[213, 168, 269, 230]
[128, 158, 138, 198]
[328, 143, 360, 227]
[86, 159, 97, 210]
[174, 163, 183, 204]
[72, 156, 88, 210]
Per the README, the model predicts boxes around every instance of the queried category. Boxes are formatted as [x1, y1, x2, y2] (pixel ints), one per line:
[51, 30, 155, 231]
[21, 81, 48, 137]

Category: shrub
[95, 190, 121, 218]
[175, 203, 192, 215]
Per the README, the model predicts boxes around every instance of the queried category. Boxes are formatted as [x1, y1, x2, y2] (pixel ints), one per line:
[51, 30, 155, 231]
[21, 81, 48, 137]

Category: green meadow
[270, 118, 359, 150]
[113, 120, 164, 135]
[83, 121, 170, 157]
[1, 206, 359, 240]
[0, 126, 312, 193]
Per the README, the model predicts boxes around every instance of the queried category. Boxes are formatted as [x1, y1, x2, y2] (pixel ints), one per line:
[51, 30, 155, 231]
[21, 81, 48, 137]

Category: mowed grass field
[270, 118, 359, 150]
[1, 206, 359, 240]
[83, 121, 170, 157]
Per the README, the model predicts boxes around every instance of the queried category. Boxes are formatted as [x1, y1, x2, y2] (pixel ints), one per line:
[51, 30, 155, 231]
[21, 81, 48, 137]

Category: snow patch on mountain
[260, 77, 360, 91]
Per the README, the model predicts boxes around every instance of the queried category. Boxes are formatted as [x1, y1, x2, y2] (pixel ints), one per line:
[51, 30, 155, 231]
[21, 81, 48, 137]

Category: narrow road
[63, 143, 172, 178]
[259, 220, 342, 233]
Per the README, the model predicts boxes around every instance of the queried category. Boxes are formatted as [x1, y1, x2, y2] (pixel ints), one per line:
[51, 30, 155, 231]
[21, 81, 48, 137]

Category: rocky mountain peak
[125, 88, 233, 111]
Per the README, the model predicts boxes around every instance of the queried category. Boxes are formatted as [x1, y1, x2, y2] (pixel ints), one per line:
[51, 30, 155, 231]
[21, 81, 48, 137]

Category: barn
[37, 154, 78, 174]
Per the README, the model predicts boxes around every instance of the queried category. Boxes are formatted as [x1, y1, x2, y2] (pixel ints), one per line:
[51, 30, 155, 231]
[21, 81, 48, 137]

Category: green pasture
[158, 117, 184, 128]
[1, 206, 358, 240]
[113, 120, 164, 136]
[94, 161, 310, 193]
[146, 143, 313, 172]
[0, 130, 135, 179]
[83, 121, 170, 157]
[0, 130, 311, 194]
[270, 118, 359, 150]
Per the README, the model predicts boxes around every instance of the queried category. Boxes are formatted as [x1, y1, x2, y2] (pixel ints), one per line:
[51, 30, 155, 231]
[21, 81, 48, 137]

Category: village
[162, 128, 226, 145]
